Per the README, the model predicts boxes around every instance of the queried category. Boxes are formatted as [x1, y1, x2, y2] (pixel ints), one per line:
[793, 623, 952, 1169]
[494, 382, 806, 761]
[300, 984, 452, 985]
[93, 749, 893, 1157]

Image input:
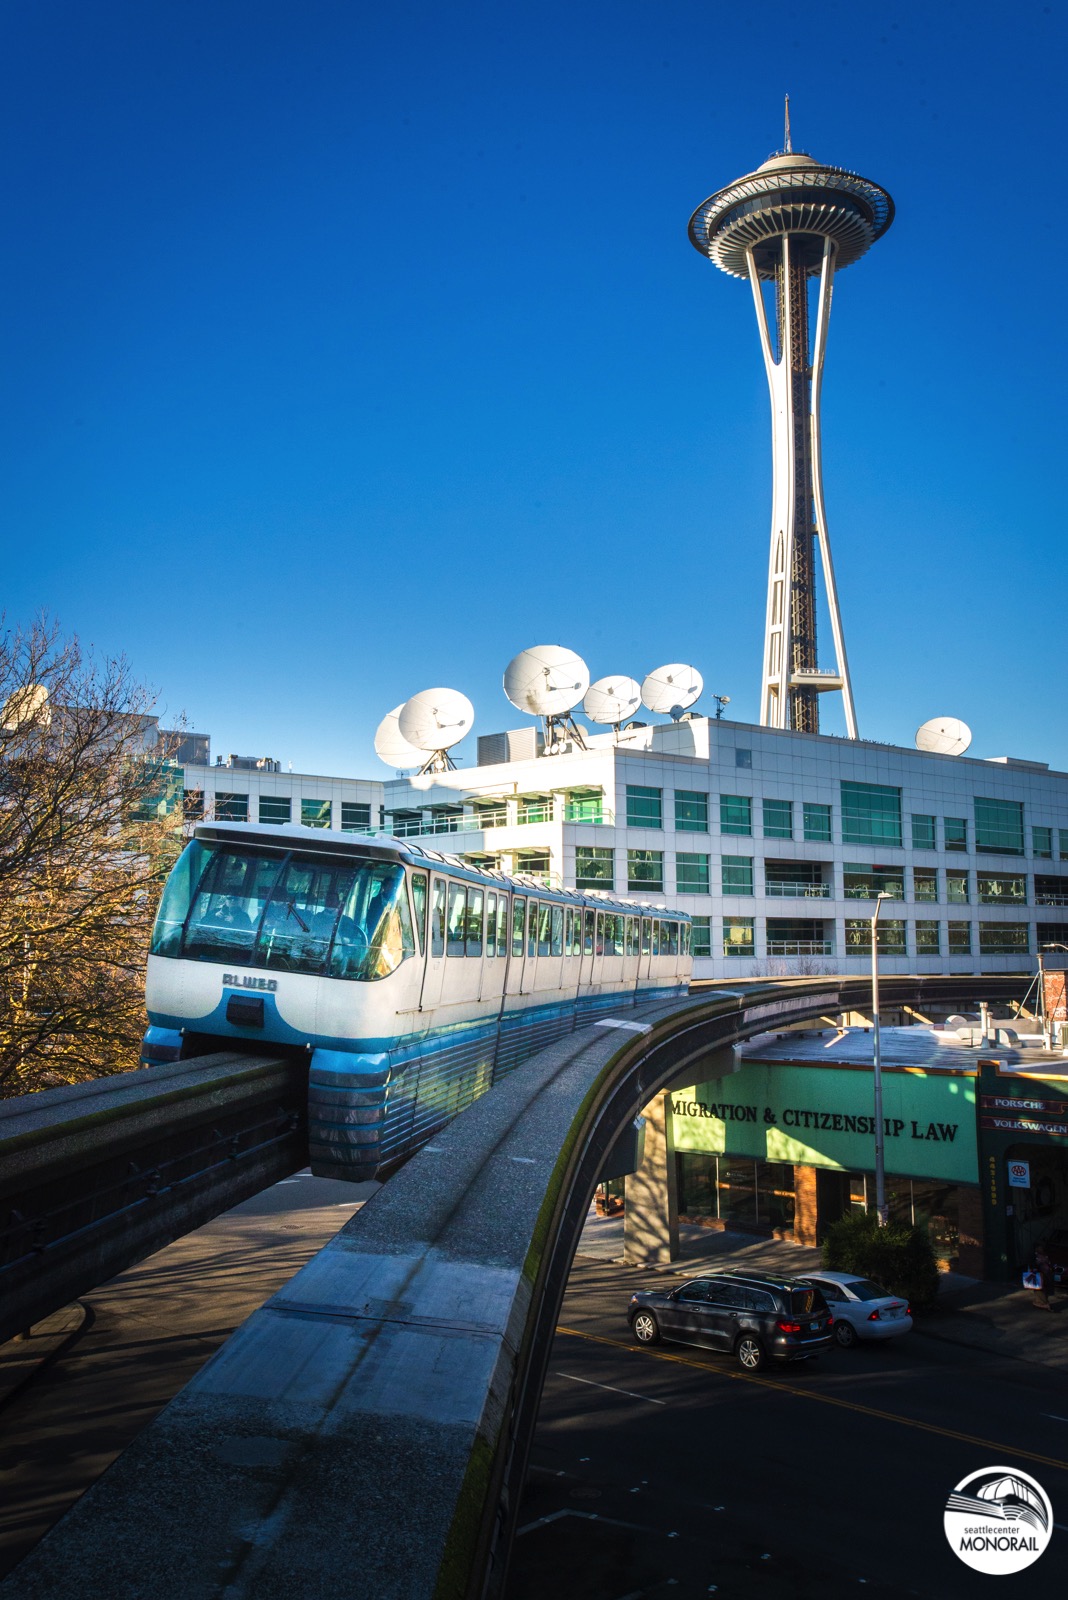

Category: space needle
[688, 104, 893, 737]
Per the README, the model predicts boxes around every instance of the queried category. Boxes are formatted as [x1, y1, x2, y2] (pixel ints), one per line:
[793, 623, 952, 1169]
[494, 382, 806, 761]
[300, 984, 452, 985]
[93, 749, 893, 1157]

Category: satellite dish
[504, 645, 590, 716]
[583, 675, 642, 728]
[1, 683, 50, 733]
[398, 688, 473, 773]
[641, 663, 703, 718]
[374, 704, 425, 771]
[915, 716, 972, 757]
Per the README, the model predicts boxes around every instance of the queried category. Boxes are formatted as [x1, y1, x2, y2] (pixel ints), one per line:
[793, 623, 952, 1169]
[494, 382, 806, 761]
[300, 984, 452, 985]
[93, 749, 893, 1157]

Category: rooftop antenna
[713, 694, 731, 720]
[784, 94, 792, 154]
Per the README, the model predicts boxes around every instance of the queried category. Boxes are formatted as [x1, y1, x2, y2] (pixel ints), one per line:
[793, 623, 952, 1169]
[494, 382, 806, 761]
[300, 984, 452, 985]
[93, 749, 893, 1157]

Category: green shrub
[821, 1210, 940, 1314]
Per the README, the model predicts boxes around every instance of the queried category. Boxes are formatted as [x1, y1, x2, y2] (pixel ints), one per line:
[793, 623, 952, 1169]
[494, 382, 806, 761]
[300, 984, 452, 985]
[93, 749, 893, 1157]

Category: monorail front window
[150, 840, 414, 981]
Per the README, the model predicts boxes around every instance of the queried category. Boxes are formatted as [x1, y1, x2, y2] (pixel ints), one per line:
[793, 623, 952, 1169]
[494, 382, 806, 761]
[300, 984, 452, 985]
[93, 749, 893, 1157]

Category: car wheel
[735, 1333, 766, 1372]
[834, 1319, 858, 1349]
[632, 1310, 661, 1345]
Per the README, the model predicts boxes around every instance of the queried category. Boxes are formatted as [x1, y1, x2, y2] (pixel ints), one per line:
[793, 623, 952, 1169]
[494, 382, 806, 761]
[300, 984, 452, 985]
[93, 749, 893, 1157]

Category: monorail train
[142, 822, 692, 1180]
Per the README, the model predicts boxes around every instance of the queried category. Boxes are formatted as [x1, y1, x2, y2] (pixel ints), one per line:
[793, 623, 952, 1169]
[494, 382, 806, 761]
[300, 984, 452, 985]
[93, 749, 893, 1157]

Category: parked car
[627, 1271, 833, 1371]
[798, 1271, 912, 1347]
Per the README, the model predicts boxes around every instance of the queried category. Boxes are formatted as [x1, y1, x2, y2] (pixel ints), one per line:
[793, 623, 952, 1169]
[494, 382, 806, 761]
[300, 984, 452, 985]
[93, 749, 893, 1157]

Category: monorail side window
[682, 922, 691, 955]
[627, 917, 638, 957]
[411, 873, 428, 954]
[497, 897, 508, 958]
[641, 918, 651, 955]
[551, 905, 564, 956]
[583, 908, 595, 955]
[528, 902, 538, 959]
[466, 888, 485, 956]
[431, 877, 446, 958]
[652, 921, 661, 956]
[512, 897, 526, 958]
[329, 863, 415, 980]
[538, 903, 552, 958]
[594, 913, 603, 955]
[447, 883, 467, 956]
[486, 893, 497, 957]
[564, 908, 573, 955]
[665, 921, 678, 956]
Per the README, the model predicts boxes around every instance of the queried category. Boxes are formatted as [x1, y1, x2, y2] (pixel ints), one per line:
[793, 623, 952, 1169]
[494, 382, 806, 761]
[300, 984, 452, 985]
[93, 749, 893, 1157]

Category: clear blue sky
[2, 0, 1064, 776]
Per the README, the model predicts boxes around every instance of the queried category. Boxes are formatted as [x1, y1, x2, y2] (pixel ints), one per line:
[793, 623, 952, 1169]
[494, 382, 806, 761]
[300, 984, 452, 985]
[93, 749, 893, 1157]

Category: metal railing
[843, 884, 904, 900]
[765, 939, 834, 955]
[1036, 892, 1068, 906]
[378, 804, 613, 839]
[764, 881, 830, 898]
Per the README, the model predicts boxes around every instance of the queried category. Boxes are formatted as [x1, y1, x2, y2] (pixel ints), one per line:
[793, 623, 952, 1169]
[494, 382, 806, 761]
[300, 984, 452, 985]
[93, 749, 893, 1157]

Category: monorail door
[419, 874, 448, 1011]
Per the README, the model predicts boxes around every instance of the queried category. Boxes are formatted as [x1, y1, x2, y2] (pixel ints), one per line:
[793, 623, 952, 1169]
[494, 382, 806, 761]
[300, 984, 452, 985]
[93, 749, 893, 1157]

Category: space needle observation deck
[688, 111, 894, 737]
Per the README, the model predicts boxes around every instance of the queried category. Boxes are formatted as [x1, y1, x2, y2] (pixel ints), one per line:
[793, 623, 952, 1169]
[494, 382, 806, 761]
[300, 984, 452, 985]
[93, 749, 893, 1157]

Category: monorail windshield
[151, 839, 415, 981]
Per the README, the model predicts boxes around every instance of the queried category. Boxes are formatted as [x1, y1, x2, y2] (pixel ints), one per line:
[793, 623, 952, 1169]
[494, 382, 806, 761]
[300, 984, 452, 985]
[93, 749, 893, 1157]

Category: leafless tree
[0, 618, 183, 1096]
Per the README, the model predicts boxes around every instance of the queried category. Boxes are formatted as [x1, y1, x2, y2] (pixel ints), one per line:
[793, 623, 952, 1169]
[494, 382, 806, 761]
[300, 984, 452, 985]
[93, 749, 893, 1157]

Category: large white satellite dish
[1, 683, 50, 733]
[373, 704, 425, 771]
[583, 675, 641, 729]
[398, 687, 474, 772]
[641, 663, 703, 719]
[916, 716, 972, 757]
[503, 645, 590, 716]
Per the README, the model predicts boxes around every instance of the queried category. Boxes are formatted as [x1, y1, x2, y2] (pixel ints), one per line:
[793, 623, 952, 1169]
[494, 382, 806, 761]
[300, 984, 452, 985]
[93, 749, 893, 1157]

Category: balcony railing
[764, 881, 830, 898]
[843, 885, 904, 900]
[978, 891, 1026, 905]
[766, 939, 834, 955]
[380, 804, 613, 839]
[1036, 892, 1068, 906]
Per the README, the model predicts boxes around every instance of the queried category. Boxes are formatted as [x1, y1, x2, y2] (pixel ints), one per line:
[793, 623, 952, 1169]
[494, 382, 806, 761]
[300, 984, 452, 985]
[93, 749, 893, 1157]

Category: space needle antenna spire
[688, 116, 894, 738]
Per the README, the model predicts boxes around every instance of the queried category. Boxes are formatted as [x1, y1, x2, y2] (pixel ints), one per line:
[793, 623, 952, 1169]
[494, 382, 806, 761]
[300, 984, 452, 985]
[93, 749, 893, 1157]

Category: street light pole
[871, 892, 892, 1227]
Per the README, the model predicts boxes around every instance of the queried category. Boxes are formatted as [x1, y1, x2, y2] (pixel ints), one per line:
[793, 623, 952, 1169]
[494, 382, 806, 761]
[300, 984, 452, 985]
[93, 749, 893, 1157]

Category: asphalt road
[0, 1168, 376, 1582]
[506, 1257, 1068, 1600]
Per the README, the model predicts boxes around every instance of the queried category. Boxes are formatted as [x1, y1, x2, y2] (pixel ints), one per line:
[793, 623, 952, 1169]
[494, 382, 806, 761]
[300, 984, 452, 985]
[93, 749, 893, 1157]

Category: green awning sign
[671, 1062, 977, 1184]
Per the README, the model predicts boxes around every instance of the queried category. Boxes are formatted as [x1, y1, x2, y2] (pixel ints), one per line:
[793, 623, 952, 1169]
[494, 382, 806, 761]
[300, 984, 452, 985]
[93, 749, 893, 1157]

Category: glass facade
[977, 874, 1026, 905]
[843, 864, 905, 899]
[215, 792, 249, 822]
[721, 855, 754, 895]
[803, 801, 832, 842]
[723, 916, 755, 957]
[974, 797, 1024, 856]
[677, 1154, 795, 1230]
[720, 794, 752, 835]
[946, 871, 970, 903]
[840, 781, 902, 848]
[341, 802, 372, 831]
[691, 916, 711, 957]
[845, 919, 907, 954]
[674, 790, 708, 832]
[913, 868, 938, 901]
[676, 852, 709, 893]
[259, 795, 291, 825]
[915, 920, 940, 954]
[301, 799, 331, 828]
[627, 849, 663, 891]
[626, 785, 662, 828]
[762, 797, 793, 839]
[1033, 826, 1053, 859]
[948, 921, 972, 954]
[576, 846, 614, 890]
[979, 922, 1030, 953]
[911, 814, 936, 851]
[944, 817, 968, 852]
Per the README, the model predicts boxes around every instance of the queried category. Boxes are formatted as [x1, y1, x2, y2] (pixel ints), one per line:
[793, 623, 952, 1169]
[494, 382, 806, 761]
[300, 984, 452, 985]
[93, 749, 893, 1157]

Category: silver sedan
[799, 1271, 913, 1348]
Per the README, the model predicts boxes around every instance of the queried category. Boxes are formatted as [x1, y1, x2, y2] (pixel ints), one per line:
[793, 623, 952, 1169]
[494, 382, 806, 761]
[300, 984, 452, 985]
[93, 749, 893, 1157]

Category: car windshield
[789, 1287, 827, 1315]
[845, 1279, 892, 1301]
[151, 839, 414, 981]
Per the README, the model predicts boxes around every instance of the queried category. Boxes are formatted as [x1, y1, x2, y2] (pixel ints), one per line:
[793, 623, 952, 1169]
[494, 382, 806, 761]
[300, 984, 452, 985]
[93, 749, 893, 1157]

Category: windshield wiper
[285, 900, 309, 933]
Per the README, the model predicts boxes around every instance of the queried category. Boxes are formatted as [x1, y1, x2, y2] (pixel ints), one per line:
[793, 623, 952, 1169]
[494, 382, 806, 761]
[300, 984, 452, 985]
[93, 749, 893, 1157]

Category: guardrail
[1, 973, 1027, 1600]
[0, 1052, 305, 1346]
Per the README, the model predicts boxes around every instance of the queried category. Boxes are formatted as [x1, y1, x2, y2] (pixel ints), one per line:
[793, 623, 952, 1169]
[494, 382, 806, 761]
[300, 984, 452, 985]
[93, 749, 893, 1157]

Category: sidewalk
[576, 1209, 1068, 1373]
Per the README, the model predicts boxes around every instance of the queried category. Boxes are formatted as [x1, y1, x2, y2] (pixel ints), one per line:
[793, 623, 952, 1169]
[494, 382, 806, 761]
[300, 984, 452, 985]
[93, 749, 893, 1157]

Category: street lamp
[870, 891, 893, 1227]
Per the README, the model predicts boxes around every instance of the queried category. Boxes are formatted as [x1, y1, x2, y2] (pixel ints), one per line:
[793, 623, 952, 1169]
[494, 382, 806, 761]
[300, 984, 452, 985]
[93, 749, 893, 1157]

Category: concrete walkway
[576, 1208, 1068, 1372]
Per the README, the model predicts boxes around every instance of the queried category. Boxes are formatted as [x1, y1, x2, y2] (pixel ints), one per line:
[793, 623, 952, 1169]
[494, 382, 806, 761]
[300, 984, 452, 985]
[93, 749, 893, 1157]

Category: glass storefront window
[676, 1153, 796, 1230]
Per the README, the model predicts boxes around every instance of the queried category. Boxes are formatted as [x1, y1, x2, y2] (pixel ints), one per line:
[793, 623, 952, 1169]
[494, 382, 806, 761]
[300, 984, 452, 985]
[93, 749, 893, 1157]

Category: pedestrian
[1025, 1245, 1054, 1310]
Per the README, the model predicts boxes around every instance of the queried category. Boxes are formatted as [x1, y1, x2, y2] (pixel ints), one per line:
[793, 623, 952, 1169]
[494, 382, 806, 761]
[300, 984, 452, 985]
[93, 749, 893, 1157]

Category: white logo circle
[944, 1465, 1052, 1574]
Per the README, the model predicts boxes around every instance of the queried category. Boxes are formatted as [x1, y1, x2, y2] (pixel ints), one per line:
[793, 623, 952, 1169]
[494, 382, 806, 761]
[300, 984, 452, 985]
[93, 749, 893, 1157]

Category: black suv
[627, 1270, 833, 1371]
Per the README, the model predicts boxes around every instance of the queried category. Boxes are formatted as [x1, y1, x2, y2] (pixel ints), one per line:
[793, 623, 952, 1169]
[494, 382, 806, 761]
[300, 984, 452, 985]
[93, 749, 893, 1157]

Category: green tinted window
[1033, 826, 1053, 859]
[720, 795, 752, 836]
[803, 802, 832, 843]
[691, 916, 711, 957]
[575, 846, 614, 890]
[948, 921, 972, 953]
[215, 792, 249, 822]
[676, 852, 709, 892]
[722, 856, 754, 895]
[723, 917, 754, 957]
[301, 798, 331, 829]
[979, 922, 1030, 953]
[626, 786, 662, 828]
[762, 798, 792, 839]
[259, 795, 291, 825]
[627, 849, 664, 891]
[674, 790, 708, 832]
[840, 782, 902, 848]
[975, 797, 1024, 856]
[944, 817, 967, 852]
[341, 802, 371, 831]
[911, 814, 936, 851]
[915, 920, 940, 954]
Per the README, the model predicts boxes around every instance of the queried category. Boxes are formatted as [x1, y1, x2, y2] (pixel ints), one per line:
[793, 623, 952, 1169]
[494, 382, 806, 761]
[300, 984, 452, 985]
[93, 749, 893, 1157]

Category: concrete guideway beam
[0, 975, 1027, 1600]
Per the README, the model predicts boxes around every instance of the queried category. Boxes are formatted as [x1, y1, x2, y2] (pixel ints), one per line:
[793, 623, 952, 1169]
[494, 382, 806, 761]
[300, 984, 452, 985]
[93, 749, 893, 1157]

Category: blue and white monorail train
[142, 822, 692, 1181]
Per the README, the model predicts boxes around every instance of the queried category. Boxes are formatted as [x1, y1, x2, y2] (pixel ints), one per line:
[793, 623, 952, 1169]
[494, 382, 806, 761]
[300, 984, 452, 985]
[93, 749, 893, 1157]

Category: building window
[516, 849, 551, 885]
[1060, 830, 1068, 862]
[944, 817, 968, 852]
[946, 871, 970, 904]
[915, 921, 941, 955]
[843, 864, 904, 900]
[762, 798, 793, 840]
[913, 868, 938, 901]
[975, 797, 1025, 856]
[627, 849, 664, 892]
[1033, 826, 1053, 859]
[720, 794, 752, 836]
[735, 749, 752, 769]
[948, 921, 972, 954]
[977, 875, 1026, 905]
[576, 846, 614, 890]
[565, 788, 604, 822]
[840, 781, 902, 849]
[341, 801, 372, 831]
[979, 922, 1030, 954]
[183, 788, 205, 820]
[626, 785, 662, 829]
[690, 916, 711, 957]
[215, 792, 249, 822]
[911, 814, 936, 851]
[845, 919, 907, 955]
[676, 852, 709, 893]
[721, 855, 754, 895]
[723, 917, 755, 957]
[803, 802, 832, 843]
[301, 798, 331, 829]
[674, 790, 709, 832]
[259, 795, 291, 825]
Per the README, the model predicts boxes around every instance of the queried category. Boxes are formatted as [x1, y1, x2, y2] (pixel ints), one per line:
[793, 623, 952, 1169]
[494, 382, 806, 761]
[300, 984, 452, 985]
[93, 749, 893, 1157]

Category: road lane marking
[555, 1371, 666, 1405]
[556, 1326, 1068, 1474]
